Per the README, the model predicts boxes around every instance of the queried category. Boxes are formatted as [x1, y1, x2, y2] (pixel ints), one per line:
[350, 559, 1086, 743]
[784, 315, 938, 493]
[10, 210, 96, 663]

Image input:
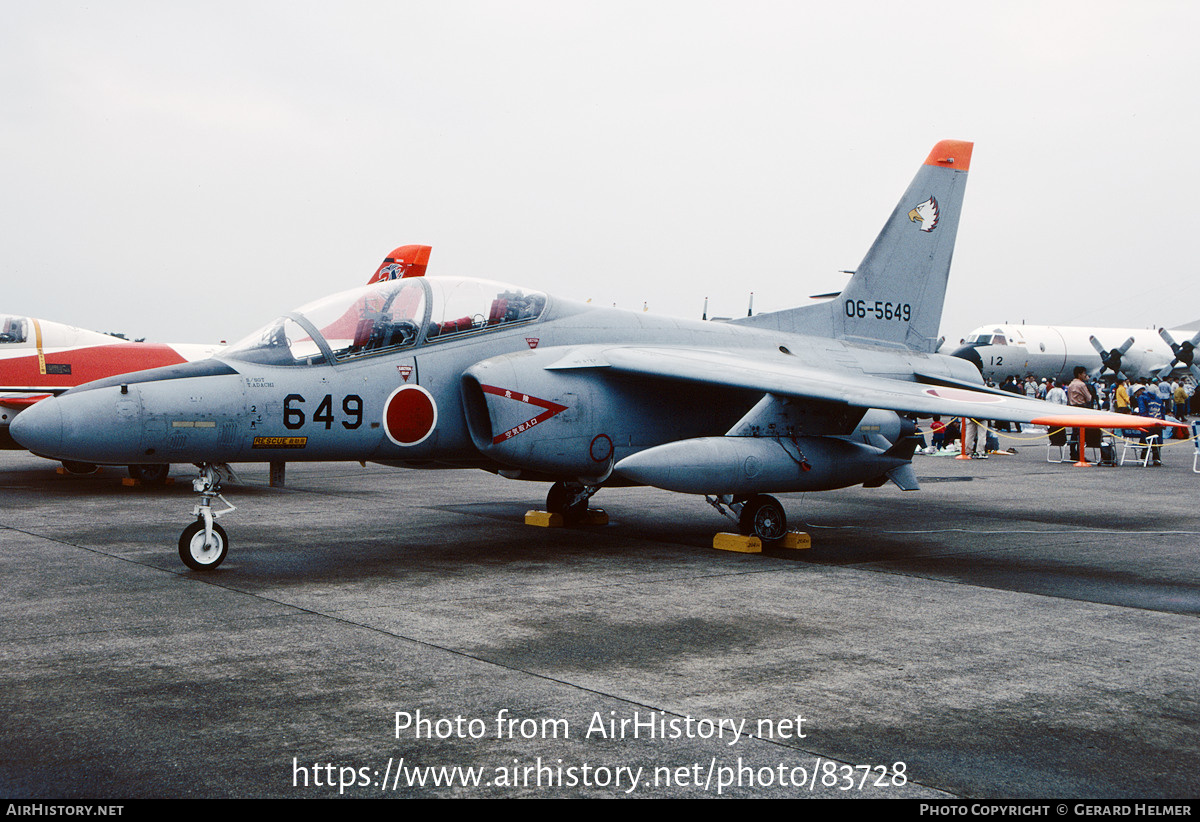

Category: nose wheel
[178, 464, 237, 571]
[179, 520, 229, 571]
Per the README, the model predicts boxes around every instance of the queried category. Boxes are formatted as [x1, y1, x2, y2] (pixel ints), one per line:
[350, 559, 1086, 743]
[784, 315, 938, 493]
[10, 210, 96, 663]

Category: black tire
[546, 482, 588, 522]
[178, 520, 229, 571]
[127, 464, 170, 485]
[739, 495, 787, 543]
[61, 461, 98, 475]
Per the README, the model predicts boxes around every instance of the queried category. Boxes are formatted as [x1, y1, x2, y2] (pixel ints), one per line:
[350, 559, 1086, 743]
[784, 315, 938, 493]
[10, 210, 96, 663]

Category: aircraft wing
[0, 393, 52, 409]
[551, 346, 1181, 430]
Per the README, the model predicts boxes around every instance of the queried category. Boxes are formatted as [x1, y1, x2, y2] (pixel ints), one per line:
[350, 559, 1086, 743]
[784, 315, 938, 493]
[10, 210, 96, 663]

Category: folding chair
[1120, 433, 1160, 467]
[1046, 427, 1069, 463]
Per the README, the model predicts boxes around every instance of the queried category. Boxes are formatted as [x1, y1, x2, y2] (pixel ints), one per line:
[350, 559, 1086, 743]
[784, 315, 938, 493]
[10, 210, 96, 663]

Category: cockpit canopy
[226, 277, 547, 366]
[0, 315, 29, 344]
[964, 332, 1008, 346]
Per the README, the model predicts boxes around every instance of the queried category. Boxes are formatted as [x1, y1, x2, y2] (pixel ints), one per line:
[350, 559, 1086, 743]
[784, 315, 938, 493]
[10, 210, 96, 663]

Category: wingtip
[925, 140, 973, 171]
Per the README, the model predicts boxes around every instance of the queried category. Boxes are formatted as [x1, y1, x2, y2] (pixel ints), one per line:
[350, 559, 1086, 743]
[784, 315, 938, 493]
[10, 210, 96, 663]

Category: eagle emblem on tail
[908, 196, 939, 232]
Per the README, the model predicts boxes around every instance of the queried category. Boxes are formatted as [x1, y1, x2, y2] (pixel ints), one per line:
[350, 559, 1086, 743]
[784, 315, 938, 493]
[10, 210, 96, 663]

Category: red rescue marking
[479, 384, 567, 445]
[525, 337, 540, 349]
[383, 384, 437, 446]
[397, 365, 412, 382]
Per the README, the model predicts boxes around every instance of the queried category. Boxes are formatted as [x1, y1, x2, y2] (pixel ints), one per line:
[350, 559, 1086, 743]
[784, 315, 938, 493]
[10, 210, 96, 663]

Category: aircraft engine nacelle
[613, 435, 909, 496]
[460, 353, 615, 481]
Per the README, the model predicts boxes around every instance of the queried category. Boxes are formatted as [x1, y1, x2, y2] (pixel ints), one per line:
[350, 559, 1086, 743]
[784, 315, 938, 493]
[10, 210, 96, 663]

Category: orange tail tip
[367, 244, 432, 283]
[924, 140, 973, 171]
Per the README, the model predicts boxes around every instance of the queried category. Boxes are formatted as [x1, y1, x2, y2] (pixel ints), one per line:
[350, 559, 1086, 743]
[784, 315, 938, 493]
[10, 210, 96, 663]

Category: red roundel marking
[383, 385, 437, 446]
[589, 434, 613, 462]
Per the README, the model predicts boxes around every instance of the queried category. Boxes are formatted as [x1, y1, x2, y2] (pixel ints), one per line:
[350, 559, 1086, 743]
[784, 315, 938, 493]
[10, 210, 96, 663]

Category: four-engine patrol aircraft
[10, 140, 1178, 571]
[952, 323, 1200, 383]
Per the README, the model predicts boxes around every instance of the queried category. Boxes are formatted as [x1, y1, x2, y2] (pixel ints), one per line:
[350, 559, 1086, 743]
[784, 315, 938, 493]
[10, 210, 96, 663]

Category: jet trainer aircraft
[1, 313, 221, 478]
[952, 323, 1200, 384]
[11, 141, 1176, 571]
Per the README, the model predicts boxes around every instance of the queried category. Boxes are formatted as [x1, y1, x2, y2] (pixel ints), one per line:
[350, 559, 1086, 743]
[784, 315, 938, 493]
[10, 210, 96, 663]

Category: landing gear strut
[179, 464, 237, 571]
[546, 481, 599, 523]
[706, 493, 788, 543]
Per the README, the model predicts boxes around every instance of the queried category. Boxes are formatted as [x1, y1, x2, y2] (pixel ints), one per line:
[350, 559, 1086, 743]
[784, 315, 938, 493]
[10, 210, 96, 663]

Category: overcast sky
[4, 1, 1199, 347]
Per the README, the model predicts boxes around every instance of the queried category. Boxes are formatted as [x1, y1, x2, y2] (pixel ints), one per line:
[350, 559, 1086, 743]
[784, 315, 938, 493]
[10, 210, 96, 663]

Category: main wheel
[546, 482, 588, 522]
[739, 494, 787, 543]
[128, 464, 170, 485]
[178, 520, 229, 571]
[61, 461, 98, 475]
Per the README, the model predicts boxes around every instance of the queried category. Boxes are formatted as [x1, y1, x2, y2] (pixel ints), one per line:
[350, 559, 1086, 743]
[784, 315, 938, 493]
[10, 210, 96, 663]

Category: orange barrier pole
[1073, 426, 1091, 467]
[956, 417, 972, 459]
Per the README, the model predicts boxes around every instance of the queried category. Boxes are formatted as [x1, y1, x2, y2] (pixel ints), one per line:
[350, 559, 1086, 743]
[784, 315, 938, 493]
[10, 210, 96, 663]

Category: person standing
[1135, 384, 1165, 465]
[1002, 376, 1023, 432]
[1114, 378, 1132, 414]
[1068, 367, 1093, 408]
[929, 416, 947, 453]
[1067, 367, 1093, 461]
[1173, 381, 1188, 421]
[965, 417, 988, 458]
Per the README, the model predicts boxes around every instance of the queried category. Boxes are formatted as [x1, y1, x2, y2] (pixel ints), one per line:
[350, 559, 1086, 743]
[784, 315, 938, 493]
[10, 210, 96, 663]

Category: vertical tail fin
[736, 140, 972, 352]
[367, 245, 432, 283]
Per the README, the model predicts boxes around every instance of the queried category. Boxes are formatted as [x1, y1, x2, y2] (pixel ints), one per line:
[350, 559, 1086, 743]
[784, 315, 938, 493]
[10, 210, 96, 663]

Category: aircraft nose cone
[10, 397, 64, 456]
[950, 344, 983, 374]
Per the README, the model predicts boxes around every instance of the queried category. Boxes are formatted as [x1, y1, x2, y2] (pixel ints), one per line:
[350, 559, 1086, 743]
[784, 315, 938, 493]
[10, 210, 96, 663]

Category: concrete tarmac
[1, 432, 1198, 798]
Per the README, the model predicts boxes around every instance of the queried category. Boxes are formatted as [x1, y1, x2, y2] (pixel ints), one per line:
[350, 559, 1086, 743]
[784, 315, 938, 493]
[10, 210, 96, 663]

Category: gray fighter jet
[11, 140, 1173, 571]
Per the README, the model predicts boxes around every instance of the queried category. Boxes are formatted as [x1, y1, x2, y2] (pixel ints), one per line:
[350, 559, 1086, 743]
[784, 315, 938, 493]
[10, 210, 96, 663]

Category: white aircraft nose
[10, 397, 64, 456]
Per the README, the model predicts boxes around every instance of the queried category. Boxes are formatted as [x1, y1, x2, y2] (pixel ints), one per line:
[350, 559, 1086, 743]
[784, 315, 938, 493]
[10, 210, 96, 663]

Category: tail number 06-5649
[283, 394, 364, 430]
[845, 300, 911, 322]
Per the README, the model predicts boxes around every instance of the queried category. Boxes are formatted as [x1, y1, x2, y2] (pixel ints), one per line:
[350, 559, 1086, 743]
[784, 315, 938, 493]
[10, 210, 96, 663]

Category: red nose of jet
[10, 396, 64, 456]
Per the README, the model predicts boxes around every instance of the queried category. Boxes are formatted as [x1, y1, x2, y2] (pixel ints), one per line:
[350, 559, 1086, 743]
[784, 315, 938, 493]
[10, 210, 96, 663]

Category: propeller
[1157, 328, 1200, 381]
[1088, 335, 1135, 381]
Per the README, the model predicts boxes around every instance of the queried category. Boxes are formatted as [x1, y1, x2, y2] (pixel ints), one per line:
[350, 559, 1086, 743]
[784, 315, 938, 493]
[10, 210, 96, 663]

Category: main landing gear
[178, 464, 237, 571]
[545, 481, 600, 523]
[706, 494, 788, 543]
[127, 464, 170, 485]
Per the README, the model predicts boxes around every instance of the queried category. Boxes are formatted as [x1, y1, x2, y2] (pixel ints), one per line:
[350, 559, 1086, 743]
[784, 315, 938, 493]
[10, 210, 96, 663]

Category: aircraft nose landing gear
[179, 464, 238, 571]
